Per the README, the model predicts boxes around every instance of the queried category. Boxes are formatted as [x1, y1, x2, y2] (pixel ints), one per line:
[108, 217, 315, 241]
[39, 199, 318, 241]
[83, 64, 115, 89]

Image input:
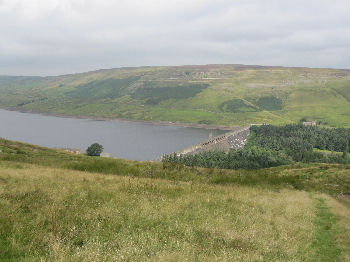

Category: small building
[302, 121, 317, 126]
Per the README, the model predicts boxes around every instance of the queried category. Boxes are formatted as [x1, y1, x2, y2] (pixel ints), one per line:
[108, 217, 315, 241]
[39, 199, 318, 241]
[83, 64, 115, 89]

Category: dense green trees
[163, 124, 350, 169]
[163, 146, 292, 169]
[86, 143, 104, 156]
[344, 142, 349, 159]
[249, 124, 350, 161]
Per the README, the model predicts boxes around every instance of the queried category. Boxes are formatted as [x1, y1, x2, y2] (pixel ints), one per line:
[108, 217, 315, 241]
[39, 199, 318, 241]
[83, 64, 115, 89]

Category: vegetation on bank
[163, 147, 293, 170]
[0, 65, 350, 127]
[0, 137, 349, 196]
[163, 124, 350, 170]
[86, 143, 104, 156]
[0, 137, 349, 260]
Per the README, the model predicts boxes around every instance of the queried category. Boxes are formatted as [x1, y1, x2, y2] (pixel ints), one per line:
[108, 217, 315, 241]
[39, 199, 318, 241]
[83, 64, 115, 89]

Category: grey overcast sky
[0, 0, 350, 76]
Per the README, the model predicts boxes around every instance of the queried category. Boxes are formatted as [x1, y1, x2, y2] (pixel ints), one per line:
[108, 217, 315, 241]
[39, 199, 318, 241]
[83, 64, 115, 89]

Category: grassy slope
[1, 137, 350, 195]
[0, 164, 318, 261]
[0, 138, 350, 261]
[0, 65, 349, 127]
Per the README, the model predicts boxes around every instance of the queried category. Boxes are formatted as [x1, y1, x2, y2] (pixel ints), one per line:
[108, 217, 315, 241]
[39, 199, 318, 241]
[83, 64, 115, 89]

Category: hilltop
[0, 64, 350, 127]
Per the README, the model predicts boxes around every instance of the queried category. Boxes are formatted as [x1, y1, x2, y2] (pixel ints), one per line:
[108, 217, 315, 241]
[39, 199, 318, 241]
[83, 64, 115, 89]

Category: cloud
[0, 0, 349, 75]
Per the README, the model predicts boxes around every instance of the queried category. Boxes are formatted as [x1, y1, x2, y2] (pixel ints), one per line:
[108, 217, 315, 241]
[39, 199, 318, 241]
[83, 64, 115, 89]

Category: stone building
[302, 121, 317, 126]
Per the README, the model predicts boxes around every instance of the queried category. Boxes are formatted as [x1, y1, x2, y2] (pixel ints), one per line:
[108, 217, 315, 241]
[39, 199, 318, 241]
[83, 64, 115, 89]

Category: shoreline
[0, 106, 238, 131]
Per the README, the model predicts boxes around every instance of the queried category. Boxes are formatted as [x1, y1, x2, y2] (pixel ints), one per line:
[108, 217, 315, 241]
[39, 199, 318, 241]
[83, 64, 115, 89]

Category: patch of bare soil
[338, 193, 350, 201]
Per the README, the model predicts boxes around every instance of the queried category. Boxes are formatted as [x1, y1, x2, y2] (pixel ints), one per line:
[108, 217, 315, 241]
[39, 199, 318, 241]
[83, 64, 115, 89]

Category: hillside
[0, 64, 350, 127]
[0, 138, 350, 261]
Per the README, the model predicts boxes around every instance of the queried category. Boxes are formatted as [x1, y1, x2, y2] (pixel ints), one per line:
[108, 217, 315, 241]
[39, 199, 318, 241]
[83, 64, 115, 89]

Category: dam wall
[174, 126, 250, 156]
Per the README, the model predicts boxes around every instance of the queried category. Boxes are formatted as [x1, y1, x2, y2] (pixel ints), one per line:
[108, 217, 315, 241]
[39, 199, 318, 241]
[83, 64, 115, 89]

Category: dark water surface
[0, 109, 225, 160]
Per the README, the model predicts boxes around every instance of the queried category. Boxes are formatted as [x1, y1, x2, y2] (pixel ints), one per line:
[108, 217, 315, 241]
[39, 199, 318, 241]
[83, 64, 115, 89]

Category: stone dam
[154, 126, 250, 161]
[175, 126, 250, 156]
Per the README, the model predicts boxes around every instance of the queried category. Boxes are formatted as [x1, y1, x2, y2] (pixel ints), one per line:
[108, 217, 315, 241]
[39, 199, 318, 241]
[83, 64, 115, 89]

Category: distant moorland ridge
[0, 64, 349, 127]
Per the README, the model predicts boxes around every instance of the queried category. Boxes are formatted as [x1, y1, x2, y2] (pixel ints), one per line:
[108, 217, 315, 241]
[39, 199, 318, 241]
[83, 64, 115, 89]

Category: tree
[86, 143, 103, 156]
[299, 117, 307, 123]
[343, 141, 349, 159]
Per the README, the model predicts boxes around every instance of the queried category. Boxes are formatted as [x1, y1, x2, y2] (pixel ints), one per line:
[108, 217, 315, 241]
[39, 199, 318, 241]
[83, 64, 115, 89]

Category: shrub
[86, 143, 103, 156]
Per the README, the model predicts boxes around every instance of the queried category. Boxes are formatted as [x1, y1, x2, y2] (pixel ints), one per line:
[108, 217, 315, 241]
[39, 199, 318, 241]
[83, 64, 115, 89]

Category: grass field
[0, 64, 349, 127]
[0, 138, 350, 261]
[314, 148, 350, 158]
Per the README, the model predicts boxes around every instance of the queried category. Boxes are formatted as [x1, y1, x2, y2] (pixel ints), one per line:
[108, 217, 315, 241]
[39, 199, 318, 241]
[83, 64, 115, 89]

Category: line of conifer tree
[162, 124, 350, 169]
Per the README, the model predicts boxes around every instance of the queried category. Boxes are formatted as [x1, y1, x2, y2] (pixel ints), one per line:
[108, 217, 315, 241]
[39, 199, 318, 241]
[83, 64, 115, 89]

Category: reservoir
[0, 109, 226, 160]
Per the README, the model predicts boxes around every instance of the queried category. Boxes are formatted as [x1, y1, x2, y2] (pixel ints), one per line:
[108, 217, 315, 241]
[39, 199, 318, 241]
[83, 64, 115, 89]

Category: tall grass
[1, 165, 318, 261]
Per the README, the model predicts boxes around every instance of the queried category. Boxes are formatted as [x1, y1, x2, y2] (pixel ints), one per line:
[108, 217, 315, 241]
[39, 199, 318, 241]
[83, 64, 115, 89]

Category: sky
[0, 0, 350, 76]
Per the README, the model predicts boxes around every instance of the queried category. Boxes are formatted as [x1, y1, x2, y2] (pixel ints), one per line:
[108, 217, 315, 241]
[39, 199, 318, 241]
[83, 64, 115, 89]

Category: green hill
[1, 64, 350, 127]
[0, 138, 350, 261]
